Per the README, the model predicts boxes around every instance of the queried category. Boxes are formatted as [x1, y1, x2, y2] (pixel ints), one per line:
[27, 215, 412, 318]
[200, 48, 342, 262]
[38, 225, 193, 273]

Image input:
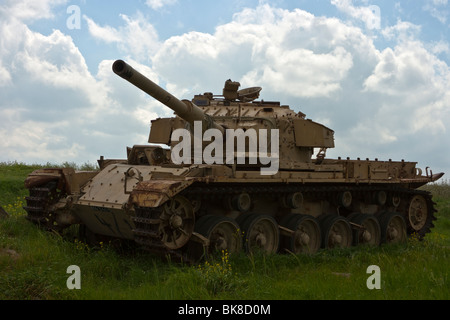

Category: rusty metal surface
[130, 179, 196, 208]
[76, 163, 192, 210]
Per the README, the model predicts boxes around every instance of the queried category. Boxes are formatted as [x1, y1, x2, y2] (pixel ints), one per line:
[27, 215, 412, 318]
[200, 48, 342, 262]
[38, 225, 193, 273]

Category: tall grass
[1, 162, 449, 300]
[0, 161, 98, 208]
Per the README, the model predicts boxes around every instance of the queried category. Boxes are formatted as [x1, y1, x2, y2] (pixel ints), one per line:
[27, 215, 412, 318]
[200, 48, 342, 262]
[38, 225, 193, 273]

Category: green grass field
[0, 161, 449, 300]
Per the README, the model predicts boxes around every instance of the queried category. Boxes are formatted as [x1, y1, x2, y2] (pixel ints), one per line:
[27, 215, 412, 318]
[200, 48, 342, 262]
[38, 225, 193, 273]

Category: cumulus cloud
[152, 5, 375, 100]
[0, 0, 68, 22]
[423, 0, 449, 24]
[331, 0, 381, 29]
[0, 61, 12, 86]
[84, 17, 121, 43]
[381, 20, 421, 42]
[145, 0, 178, 10]
[364, 41, 445, 97]
[0, 6, 161, 163]
[84, 12, 160, 63]
[1, 1, 449, 175]
[362, 29, 450, 139]
[0, 21, 102, 162]
[241, 46, 353, 98]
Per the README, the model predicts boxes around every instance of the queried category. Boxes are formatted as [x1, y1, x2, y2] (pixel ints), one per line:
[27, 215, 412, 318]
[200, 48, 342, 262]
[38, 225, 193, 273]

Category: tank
[23, 60, 445, 261]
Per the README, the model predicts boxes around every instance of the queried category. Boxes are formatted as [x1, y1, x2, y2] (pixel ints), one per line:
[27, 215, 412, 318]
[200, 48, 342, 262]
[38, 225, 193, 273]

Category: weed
[196, 250, 238, 295]
[3, 196, 26, 217]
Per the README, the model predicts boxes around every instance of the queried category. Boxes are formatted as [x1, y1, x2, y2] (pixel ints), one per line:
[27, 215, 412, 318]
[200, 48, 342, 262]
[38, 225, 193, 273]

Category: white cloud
[16, 29, 91, 87]
[364, 40, 447, 96]
[347, 35, 450, 160]
[381, 20, 421, 42]
[84, 12, 160, 63]
[242, 46, 353, 98]
[152, 5, 373, 100]
[331, 0, 381, 30]
[430, 40, 450, 56]
[0, 0, 68, 22]
[0, 61, 12, 86]
[0, 6, 163, 164]
[0, 115, 85, 163]
[423, 0, 449, 24]
[84, 16, 121, 43]
[145, 0, 177, 10]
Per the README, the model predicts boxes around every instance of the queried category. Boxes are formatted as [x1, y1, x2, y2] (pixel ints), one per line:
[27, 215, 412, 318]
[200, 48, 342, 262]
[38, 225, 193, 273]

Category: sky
[0, 0, 449, 178]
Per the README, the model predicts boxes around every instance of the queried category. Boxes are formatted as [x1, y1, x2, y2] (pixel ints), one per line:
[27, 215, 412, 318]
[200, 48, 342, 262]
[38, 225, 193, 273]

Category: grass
[0, 162, 449, 300]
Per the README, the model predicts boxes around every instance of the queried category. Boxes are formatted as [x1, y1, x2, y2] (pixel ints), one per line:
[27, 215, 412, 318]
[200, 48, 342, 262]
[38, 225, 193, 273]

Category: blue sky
[0, 0, 449, 178]
[26, 1, 450, 71]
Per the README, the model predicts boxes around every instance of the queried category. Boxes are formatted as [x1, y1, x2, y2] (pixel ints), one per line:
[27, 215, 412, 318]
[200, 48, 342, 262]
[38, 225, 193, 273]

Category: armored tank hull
[23, 60, 444, 261]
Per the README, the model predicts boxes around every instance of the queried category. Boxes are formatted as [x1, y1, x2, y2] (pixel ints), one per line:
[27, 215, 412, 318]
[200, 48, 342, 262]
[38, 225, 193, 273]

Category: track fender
[25, 168, 97, 195]
[24, 168, 75, 193]
[130, 179, 195, 208]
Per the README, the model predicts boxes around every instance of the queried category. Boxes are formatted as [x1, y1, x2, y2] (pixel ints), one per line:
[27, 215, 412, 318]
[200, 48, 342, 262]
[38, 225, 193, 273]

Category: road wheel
[378, 212, 407, 244]
[280, 214, 321, 254]
[320, 215, 352, 249]
[239, 214, 279, 254]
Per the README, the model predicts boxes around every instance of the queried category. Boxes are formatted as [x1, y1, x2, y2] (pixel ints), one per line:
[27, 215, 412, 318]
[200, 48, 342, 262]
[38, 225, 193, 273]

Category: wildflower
[197, 250, 234, 295]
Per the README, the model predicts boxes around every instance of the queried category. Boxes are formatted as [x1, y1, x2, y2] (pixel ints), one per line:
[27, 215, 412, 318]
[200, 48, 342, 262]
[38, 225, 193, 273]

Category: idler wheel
[407, 195, 428, 231]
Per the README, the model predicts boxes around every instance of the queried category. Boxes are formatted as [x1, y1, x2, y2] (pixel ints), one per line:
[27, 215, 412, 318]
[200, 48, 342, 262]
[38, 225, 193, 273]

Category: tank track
[23, 181, 67, 232]
[131, 183, 437, 261]
[132, 207, 192, 261]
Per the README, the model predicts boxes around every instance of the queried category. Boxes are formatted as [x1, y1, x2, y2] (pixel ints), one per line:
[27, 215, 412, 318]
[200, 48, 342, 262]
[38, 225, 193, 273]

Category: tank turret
[113, 60, 335, 171]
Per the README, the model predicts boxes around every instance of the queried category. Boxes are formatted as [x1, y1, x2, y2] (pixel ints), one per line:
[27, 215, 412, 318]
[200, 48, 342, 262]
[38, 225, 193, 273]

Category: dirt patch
[0, 248, 21, 261]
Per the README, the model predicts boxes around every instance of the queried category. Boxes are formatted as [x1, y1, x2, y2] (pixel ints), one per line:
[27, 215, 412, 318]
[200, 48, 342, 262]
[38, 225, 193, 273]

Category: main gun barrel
[112, 60, 223, 134]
